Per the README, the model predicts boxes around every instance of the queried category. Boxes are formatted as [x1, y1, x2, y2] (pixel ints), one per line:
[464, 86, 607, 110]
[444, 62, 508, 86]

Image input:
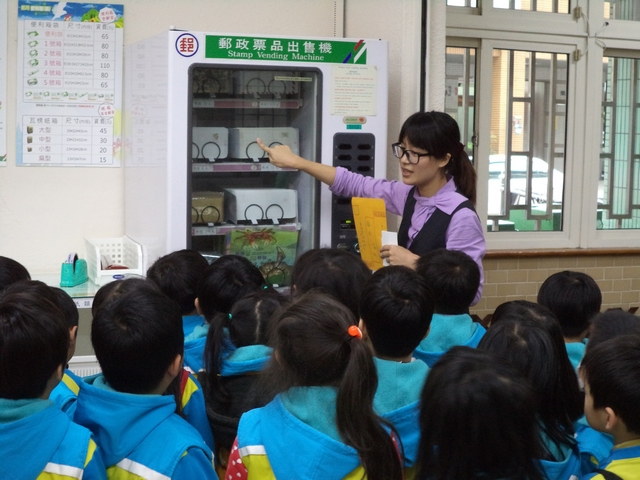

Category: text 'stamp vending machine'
[124, 31, 388, 286]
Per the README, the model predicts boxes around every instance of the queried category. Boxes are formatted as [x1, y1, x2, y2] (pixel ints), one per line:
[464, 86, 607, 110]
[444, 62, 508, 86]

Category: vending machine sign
[16, 1, 124, 166]
[205, 35, 368, 64]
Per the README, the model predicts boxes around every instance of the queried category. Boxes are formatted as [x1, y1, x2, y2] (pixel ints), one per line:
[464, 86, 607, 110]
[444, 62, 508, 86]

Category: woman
[258, 111, 485, 303]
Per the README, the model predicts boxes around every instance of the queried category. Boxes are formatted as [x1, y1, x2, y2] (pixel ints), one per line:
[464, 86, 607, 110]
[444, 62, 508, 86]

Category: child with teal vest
[538, 270, 602, 370]
[189, 255, 267, 373]
[418, 347, 545, 479]
[358, 265, 433, 473]
[146, 248, 209, 339]
[479, 314, 587, 479]
[91, 278, 214, 451]
[0, 285, 106, 479]
[73, 282, 215, 478]
[198, 290, 287, 476]
[413, 248, 485, 367]
[580, 335, 640, 480]
[49, 286, 83, 417]
[490, 300, 614, 473]
[226, 293, 403, 480]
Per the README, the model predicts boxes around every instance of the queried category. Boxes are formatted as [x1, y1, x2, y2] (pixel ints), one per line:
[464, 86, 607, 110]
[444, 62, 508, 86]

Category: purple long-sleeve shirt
[330, 167, 485, 304]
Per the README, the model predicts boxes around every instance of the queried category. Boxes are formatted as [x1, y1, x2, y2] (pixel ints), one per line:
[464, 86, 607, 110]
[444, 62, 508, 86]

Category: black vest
[397, 186, 475, 255]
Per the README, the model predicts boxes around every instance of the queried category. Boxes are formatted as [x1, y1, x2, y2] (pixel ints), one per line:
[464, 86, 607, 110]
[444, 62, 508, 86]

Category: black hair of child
[538, 270, 602, 338]
[147, 249, 208, 315]
[0, 288, 69, 399]
[587, 310, 640, 353]
[197, 255, 266, 321]
[415, 248, 480, 314]
[399, 112, 477, 205]
[51, 287, 79, 329]
[200, 290, 289, 452]
[417, 346, 543, 480]
[263, 292, 403, 480]
[91, 282, 183, 395]
[291, 248, 371, 321]
[0, 256, 31, 295]
[91, 278, 154, 317]
[478, 317, 582, 460]
[359, 265, 434, 358]
[203, 290, 287, 404]
[581, 334, 640, 436]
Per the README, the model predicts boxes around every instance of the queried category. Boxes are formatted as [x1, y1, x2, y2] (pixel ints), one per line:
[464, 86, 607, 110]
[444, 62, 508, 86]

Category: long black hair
[417, 347, 543, 480]
[479, 313, 582, 460]
[264, 292, 403, 480]
[399, 111, 477, 204]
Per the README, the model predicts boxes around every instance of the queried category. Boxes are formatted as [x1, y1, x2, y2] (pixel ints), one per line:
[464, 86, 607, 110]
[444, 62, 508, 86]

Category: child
[0, 255, 30, 294]
[489, 300, 613, 472]
[538, 270, 602, 369]
[259, 111, 486, 304]
[580, 335, 640, 479]
[90, 278, 215, 452]
[73, 282, 215, 478]
[358, 265, 433, 471]
[199, 290, 287, 476]
[189, 255, 266, 373]
[49, 286, 84, 417]
[291, 247, 371, 321]
[0, 287, 106, 479]
[413, 248, 485, 367]
[479, 317, 584, 479]
[417, 346, 543, 479]
[225, 293, 403, 480]
[146, 249, 209, 338]
[587, 310, 640, 352]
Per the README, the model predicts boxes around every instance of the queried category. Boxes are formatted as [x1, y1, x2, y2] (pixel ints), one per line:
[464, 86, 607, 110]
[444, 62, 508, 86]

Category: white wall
[0, 0, 423, 274]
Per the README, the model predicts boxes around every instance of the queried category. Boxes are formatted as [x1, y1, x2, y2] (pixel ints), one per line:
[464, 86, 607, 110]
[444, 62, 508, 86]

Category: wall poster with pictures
[16, 1, 123, 167]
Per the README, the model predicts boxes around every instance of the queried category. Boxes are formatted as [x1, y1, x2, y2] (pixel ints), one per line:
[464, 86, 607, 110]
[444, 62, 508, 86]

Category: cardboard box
[192, 191, 224, 224]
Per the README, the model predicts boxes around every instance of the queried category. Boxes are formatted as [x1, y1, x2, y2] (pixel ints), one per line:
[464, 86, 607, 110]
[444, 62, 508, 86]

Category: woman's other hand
[379, 245, 419, 269]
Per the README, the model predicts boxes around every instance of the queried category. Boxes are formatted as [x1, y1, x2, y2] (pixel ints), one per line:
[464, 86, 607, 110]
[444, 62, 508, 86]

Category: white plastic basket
[85, 236, 144, 285]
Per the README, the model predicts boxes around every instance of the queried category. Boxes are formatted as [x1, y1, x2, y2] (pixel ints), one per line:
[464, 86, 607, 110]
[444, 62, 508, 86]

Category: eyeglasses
[391, 143, 430, 164]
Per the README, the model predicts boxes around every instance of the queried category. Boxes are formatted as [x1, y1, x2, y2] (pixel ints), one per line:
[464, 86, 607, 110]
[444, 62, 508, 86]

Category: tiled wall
[470, 252, 640, 322]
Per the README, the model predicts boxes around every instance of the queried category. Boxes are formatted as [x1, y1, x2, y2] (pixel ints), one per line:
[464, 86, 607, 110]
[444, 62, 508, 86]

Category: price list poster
[16, 2, 124, 166]
[0, 0, 7, 165]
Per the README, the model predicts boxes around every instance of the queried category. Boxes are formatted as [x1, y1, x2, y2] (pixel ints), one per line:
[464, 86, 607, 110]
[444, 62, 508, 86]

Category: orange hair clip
[348, 325, 363, 339]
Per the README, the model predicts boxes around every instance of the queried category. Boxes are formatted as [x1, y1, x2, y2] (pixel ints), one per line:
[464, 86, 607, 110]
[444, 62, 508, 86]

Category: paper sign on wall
[351, 197, 387, 271]
[0, 0, 7, 165]
[16, 1, 124, 166]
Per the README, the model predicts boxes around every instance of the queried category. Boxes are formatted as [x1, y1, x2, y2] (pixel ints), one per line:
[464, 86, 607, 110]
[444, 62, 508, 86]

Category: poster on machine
[0, 0, 8, 165]
[16, 1, 123, 166]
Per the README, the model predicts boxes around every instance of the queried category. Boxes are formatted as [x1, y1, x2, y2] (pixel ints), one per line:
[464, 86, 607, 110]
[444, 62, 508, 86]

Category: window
[599, 54, 640, 229]
[446, 0, 640, 249]
[492, 0, 569, 13]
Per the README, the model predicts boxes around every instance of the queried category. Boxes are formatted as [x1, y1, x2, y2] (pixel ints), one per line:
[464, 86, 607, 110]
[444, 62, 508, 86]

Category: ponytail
[448, 148, 477, 205]
[337, 336, 403, 480]
[203, 311, 232, 406]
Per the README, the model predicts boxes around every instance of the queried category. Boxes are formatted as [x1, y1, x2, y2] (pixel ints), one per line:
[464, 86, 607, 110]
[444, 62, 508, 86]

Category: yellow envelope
[351, 197, 387, 271]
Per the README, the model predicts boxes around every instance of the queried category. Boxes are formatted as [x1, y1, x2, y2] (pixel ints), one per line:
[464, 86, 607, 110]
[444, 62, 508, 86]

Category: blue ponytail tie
[228, 313, 232, 320]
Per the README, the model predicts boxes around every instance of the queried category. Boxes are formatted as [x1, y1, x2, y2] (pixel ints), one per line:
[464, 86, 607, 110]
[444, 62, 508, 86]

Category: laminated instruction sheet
[16, 1, 123, 166]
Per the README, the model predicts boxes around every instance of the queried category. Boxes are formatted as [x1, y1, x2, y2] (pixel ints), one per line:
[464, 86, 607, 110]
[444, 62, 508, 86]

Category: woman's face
[397, 138, 450, 195]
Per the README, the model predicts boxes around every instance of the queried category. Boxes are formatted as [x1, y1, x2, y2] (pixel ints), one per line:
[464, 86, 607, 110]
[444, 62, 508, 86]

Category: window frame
[446, 0, 640, 250]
